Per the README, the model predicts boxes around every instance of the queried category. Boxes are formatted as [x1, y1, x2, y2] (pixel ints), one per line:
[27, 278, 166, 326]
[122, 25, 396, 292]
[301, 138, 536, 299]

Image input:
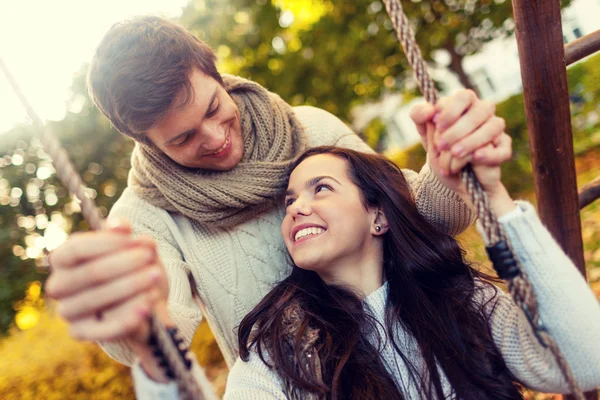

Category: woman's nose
[292, 197, 312, 217]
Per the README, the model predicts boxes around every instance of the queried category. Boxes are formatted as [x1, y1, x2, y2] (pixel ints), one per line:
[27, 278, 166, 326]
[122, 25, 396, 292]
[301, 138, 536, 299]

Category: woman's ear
[371, 208, 389, 236]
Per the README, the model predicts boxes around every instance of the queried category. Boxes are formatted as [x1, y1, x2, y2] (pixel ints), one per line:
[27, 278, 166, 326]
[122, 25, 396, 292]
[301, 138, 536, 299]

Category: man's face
[146, 69, 244, 171]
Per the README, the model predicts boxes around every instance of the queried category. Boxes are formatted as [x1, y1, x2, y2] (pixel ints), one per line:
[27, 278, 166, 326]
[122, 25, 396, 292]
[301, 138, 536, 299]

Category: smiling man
[45, 16, 511, 385]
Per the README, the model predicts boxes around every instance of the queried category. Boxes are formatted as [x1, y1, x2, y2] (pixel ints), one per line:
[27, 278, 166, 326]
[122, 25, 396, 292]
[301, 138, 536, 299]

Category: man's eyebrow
[284, 175, 341, 197]
[163, 89, 218, 146]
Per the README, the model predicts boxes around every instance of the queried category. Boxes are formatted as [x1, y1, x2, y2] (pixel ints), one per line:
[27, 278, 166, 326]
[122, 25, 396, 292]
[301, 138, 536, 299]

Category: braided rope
[0, 58, 214, 400]
[382, 1, 583, 398]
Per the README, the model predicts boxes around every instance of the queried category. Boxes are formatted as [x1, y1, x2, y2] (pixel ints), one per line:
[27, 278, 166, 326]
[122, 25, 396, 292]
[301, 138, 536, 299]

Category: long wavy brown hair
[238, 146, 522, 399]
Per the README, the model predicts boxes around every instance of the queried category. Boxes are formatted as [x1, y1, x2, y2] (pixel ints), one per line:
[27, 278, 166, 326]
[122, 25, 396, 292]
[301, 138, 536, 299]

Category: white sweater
[133, 202, 600, 399]
[100, 106, 474, 368]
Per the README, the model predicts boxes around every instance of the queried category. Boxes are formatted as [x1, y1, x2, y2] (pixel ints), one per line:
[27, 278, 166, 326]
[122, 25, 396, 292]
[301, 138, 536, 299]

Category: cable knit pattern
[99, 105, 474, 369]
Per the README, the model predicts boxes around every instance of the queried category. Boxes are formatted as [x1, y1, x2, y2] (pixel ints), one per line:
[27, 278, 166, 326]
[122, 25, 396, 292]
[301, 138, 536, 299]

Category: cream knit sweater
[100, 106, 474, 368]
[132, 202, 600, 398]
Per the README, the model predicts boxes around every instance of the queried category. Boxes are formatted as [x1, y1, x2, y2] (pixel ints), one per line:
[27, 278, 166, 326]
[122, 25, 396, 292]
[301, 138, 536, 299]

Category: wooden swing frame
[511, 1, 600, 399]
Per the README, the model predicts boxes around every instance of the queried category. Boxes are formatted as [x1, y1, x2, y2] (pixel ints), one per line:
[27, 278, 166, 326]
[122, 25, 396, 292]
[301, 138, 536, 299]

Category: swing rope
[382, 1, 583, 398]
[0, 58, 215, 400]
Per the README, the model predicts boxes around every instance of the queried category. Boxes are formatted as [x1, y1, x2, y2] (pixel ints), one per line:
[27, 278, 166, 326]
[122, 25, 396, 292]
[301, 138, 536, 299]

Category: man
[45, 16, 510, 383]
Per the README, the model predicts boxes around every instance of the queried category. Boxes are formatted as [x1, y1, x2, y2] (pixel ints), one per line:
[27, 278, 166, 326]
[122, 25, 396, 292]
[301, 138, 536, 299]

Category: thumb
[424, 121, 437, 156]
[410, 103, 436, 137]
[105, 216, 133, 234]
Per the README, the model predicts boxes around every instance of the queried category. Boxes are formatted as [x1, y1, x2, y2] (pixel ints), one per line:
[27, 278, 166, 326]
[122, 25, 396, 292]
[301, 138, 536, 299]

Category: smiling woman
[282, 154, 386, 291]
[219, 146, 600, 400]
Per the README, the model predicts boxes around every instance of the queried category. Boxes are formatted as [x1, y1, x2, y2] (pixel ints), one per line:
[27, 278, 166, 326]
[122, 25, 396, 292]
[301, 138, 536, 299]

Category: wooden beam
[510, 1, 595, 398]
[579, 175, 600, 209]
[565, 29, 600, 66]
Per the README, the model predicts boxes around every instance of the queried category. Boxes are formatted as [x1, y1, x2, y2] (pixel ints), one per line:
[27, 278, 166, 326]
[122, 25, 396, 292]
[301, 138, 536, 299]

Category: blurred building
[352, 0, 600, 151]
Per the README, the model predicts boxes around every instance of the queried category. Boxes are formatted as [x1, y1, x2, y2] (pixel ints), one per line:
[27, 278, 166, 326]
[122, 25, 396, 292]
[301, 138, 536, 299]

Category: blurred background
[0, 0, 598, 398]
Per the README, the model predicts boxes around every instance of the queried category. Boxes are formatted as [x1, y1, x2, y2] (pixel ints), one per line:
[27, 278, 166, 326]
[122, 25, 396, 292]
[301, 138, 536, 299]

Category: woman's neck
[318, 251, 385, 298]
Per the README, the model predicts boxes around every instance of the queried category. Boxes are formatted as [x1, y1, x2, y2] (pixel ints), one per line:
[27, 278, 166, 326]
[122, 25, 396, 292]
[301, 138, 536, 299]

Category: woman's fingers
[56, 263, 164, 321]
[449, 153, 474, 174]
[46, 244, 156, 299]
[439, 134, 512, 176]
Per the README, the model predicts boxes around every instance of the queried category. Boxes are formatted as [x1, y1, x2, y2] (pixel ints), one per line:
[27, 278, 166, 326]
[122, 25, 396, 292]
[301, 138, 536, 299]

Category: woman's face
[282, 154, 380, 276]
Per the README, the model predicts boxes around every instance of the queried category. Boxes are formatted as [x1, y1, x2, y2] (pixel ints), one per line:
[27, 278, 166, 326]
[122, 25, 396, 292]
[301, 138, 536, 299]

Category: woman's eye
[315, 184, 332, 193]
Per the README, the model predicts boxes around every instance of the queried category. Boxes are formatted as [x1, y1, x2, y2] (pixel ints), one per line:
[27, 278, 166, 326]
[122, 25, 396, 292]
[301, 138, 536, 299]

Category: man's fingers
[434, 90, 478, 133]
[46, 245, 156, 299]
[447, 116, 505, 158]
[409, 103, 436, 125]
[57, 264, 163, 321]
[437, 101, 496, 152]
[105, 216, 133, 234]
[437, 149, 453, 176]
[48, 230, 137, 270]
[425, 122, 437, 156]
[68, 293, 155, 342]
[474, 133, 513, 165]
[410, 103, 436, 137]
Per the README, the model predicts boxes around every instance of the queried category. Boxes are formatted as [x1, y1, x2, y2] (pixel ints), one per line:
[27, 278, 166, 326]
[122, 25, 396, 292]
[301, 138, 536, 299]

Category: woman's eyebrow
[285, 175, 341, 197]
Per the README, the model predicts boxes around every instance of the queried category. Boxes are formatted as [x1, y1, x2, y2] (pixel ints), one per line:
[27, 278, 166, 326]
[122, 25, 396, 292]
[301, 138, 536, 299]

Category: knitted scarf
[128, 74, 307, 228]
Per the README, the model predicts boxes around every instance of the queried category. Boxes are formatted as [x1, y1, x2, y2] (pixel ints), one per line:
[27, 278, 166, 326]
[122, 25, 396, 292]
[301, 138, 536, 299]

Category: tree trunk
[444, 42, 479, 95]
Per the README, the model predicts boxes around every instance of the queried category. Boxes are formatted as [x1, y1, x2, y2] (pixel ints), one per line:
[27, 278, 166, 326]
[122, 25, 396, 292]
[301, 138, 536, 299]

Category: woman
[221, 146, 600, 399]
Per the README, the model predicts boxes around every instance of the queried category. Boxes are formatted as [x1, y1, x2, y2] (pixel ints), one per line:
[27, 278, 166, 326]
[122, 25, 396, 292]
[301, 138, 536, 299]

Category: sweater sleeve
[479, 201, 600, 393]
[131, 354, 217, 400]
[334, 132, 474, 236]
[223, 353, 287, 399]
[97, 190, 203, 367]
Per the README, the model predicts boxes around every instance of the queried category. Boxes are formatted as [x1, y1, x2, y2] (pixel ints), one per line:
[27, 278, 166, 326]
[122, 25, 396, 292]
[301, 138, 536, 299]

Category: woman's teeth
[294, 227, 325, 242]
[211, 136, 229, 155]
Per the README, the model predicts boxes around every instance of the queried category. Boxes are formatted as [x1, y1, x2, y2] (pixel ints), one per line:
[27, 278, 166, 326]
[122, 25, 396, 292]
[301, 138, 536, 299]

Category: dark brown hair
[239, 146, 522, 399]
[87, 16, 222, 140]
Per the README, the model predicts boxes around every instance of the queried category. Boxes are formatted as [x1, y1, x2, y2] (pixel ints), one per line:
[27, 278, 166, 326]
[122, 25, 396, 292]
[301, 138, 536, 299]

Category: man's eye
[175, 133, 192, 147]
[285, 198, 295, 207]
[207, 103, 220, 117]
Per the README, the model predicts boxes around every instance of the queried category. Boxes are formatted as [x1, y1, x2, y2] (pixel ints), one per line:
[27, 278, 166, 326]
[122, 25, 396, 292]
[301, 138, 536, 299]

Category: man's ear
[371, 208, 389, 236]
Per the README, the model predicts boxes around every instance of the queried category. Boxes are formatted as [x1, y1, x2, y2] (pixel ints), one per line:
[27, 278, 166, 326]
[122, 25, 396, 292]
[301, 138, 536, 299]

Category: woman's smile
[293, 225, 327, 246]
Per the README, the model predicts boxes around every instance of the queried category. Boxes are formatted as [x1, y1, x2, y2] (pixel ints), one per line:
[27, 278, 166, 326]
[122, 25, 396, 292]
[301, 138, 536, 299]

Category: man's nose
[199, 121, 225, 150]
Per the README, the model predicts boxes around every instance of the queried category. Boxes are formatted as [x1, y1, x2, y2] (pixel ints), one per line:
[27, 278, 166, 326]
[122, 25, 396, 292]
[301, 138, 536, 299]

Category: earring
[375, 225, 381, 232]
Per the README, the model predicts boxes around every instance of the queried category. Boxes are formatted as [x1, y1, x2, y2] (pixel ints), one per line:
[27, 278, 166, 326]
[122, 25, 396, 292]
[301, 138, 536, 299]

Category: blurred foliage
[0, 0, 597, 398]
[180, 0, 546, 119]
[0, 67, 134, 335]
[390, 52, 600, 196]
[0, 309, 226, 399]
